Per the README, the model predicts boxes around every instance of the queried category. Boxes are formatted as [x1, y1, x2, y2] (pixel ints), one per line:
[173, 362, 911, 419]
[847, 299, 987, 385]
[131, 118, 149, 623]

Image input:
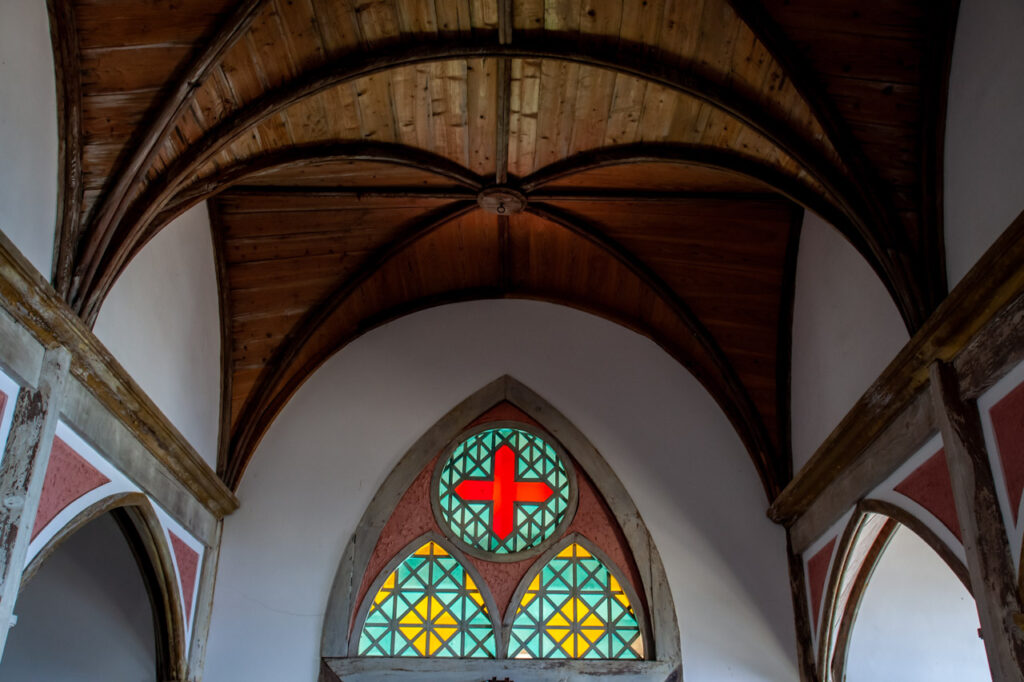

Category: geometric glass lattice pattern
[508, 543, 643, 660]
[437, 427, 571, 555]
[358, 541, 496, 658]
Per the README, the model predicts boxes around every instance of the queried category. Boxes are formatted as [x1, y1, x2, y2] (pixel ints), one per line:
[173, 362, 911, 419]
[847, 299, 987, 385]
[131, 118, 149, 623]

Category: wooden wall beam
[931, 361, 1024, 681]
[770, 209, 1024, 529]
[0, 347, 71, 659]
[0, 230, 238, 519]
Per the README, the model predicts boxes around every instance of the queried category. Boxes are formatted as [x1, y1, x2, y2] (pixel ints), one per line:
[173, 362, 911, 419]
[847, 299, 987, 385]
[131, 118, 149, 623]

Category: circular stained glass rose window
[433, 424, 576, 559]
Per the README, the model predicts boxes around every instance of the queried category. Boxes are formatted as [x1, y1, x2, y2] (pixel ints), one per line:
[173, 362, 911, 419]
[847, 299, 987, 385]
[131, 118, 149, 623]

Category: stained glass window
[357, 541, 496, 658]
[508, 543, 644, 660]
[436, 426, 572, 555]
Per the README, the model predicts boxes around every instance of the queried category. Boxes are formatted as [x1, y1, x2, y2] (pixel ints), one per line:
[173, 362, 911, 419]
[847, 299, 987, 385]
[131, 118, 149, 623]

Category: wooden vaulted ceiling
[49, 0, 960, 499]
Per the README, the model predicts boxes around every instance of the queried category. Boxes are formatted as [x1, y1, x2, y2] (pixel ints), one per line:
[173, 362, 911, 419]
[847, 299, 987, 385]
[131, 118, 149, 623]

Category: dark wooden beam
[918, 0, 963, 310]
[529, 188, 782, 203]
[527, 201, 780, 499]
[770, 208, 1024, 527]
[221, 186, 477, 201]
[207, 201, 233, 479]
[495, 57, 512, 185]
[785, 530, 820, 682]
[73, 38, 916, 329]
[777, 206, 803, 484]
[46, 0, 83, 297]
[73, 0, 268, 304]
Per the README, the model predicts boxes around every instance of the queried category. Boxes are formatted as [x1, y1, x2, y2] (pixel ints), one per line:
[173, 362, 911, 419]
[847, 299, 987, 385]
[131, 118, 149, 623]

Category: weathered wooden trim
[322, 657, 677, 682]
[860, 499, 970, 591]
[789, 388, 936, 554]
[224, 200, 478, 486]
[930, 360, 1024, 681]
[114, 503, 188, 680]
[186, 519, 223, 681]
[785, 530, 820, 682]
[59, 377, 219, 545]
[827, 517, 897, 682]
[0, 347, 71, 657]
[0, 229, 238, 520]
[771, 208, 1024, 527]
[46, 0, 83, 297]
[20, 490, 147, 588]
[0, 306, 44, 391]
[74, 38, 907, 328]
[528, 201, 780, 498]
[73, 0, 268, 304]
[321, 376, 681, 673]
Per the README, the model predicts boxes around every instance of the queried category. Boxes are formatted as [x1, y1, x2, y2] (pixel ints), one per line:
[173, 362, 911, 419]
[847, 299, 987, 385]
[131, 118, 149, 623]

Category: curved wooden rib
[46, 0, 83, 296]
[223, 200, 480, 483]
[522, 143, 916, 327]
[223, 204, 785, 498]
[527, 201, 781, 493]
[153, 142, 487, 241]
[73, 38, 889, 326]
[71, 0, 268, 302]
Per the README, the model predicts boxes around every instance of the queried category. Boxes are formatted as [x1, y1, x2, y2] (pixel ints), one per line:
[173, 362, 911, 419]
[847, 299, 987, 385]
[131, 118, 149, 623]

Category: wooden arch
[19, 492, 188, 681]
[219, 205, 784, 496]
[815, 503, 972, 682]
[70, 39, 921, 329]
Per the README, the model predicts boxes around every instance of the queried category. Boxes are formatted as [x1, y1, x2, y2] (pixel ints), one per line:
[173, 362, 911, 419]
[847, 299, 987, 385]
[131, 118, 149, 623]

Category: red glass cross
[454, 444, 554, 540]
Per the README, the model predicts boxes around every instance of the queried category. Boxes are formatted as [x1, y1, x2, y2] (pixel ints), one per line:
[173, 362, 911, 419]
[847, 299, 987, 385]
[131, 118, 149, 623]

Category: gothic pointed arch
[321, 376, 680, 681]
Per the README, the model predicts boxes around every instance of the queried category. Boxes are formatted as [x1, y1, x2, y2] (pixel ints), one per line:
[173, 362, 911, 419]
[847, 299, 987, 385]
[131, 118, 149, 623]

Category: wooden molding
[0, 230, 238, 518]
[770, 208, 1024, 526]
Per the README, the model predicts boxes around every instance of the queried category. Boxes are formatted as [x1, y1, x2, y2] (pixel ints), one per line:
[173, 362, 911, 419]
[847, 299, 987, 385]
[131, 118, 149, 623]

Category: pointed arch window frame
[321, 376, 682, 682]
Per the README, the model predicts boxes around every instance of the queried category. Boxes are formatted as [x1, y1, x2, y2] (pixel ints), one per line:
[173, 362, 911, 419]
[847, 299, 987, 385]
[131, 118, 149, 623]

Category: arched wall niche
[15, 493, 187, 681]
[815, 505, 973, 682]
[321, 375, 681, 681]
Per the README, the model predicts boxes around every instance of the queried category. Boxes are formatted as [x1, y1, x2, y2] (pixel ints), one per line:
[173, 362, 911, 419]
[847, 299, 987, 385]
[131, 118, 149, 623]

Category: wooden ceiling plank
[495, 57, 513, 183]
[69, 0, 266, 306]
[509, 59, 541, 178]
[74, 40, 898, 328]
[308, 0, 363, 56]
[466, 58, 499, 176]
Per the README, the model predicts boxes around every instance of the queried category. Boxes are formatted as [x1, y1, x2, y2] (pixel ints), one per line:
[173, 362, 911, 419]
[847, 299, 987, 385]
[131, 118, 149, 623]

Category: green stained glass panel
[437, 427, 571, 555]
[357, 541, 495, 658]
[508, 543, 644, 660]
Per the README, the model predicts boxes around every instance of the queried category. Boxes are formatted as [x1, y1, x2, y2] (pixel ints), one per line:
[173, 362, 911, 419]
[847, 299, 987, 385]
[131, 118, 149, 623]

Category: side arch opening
[2, 497, 186, 680]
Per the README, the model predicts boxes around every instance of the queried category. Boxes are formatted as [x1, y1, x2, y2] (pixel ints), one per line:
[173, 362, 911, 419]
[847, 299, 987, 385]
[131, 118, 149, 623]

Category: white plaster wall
[0, 513, 156, 681]
[93, 203, 221, 466]
[0, 0, 58, 277]
[944, 0, 1024, 287]
[846, 526, 989, 682]
[205, 300, 797, 682]
[790, 213, 908, 471]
